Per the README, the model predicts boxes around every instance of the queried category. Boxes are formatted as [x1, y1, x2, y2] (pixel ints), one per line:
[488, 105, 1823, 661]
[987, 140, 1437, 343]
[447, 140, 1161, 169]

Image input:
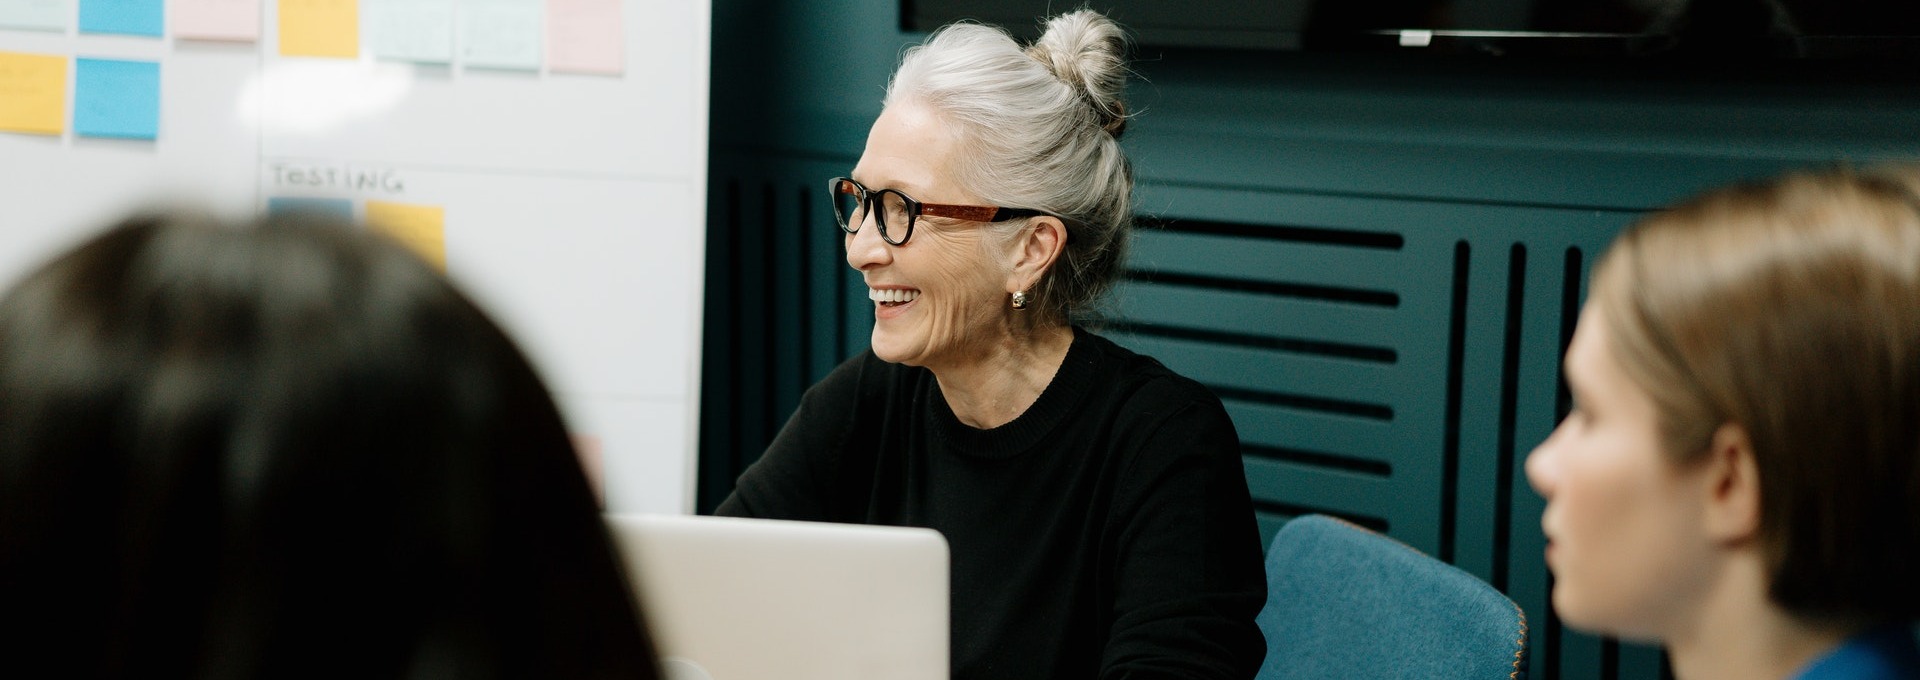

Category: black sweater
[715, 329, 1268, 680]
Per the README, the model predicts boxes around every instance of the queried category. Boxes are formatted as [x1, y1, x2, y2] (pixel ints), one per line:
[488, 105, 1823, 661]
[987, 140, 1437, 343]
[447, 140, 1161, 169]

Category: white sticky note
[459, 0, 539, 71]
[367, 0, 453, 64]
[0, 0, 68, 32]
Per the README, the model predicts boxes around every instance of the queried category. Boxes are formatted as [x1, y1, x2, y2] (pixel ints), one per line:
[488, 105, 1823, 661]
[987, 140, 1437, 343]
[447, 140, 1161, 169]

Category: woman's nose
[1524, 431, 1560, 499]
[844, 211, 892, 270]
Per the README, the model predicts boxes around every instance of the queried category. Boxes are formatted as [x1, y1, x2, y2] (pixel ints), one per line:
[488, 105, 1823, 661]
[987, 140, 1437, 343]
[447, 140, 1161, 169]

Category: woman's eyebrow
[850, 172, 934, 196]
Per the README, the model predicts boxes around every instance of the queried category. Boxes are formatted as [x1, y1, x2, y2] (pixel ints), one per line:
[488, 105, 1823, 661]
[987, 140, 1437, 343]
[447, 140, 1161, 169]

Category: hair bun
[1026, 10, 1130, 139]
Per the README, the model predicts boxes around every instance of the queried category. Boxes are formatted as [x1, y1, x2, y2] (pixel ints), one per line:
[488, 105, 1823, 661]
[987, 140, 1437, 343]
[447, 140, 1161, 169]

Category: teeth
[868, 288, 920, 303]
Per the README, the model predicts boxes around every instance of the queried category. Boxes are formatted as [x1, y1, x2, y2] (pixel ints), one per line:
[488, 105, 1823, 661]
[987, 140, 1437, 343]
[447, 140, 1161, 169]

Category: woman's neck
[930, 322, 1076, 430]
[1665, 556, 1860, 680]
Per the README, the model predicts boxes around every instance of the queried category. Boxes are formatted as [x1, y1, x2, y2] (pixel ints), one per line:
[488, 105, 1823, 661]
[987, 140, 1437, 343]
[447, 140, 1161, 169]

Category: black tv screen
[903, 0, 1920, 59]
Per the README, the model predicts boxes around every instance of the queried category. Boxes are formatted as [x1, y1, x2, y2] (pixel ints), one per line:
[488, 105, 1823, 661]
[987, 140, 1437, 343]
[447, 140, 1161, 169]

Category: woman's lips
[869, 287, 920, 320]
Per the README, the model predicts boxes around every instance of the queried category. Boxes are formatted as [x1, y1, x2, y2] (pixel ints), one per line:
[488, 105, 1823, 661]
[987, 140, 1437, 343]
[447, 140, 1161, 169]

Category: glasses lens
[830, 179, 863, 233]
[878, 190, 913, 245]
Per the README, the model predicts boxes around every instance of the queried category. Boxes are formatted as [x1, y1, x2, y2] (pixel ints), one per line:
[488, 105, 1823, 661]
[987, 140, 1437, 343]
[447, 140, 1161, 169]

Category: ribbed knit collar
[925, 327, 1102, 460]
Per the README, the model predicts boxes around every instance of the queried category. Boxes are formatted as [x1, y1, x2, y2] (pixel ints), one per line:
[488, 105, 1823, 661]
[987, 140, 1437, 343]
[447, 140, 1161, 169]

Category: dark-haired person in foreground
[715, 9, 1267, 680]
[1527, 167, 1920, 680]
[0, 211, 662, 679]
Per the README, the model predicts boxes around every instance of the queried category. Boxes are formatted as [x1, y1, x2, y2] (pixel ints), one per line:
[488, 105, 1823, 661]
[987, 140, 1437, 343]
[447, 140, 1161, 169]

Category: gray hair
[885, 9, 1134, 320]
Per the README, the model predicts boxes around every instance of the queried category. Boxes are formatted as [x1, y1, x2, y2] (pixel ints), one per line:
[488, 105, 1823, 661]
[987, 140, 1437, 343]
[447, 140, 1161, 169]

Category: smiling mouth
[869, 288, 921, 306]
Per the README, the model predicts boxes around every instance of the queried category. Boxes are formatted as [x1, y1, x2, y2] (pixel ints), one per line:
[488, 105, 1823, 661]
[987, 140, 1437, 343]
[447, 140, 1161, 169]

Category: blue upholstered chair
[1255, 514, 1529, 680]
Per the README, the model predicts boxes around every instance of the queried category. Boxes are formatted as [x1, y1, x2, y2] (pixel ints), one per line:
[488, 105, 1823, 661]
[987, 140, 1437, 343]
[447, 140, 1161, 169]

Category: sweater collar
[926, 326, 1100, 459]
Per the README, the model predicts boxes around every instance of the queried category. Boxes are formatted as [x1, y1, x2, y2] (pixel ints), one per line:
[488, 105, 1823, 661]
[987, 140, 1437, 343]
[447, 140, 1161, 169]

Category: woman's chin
[1551, 588, 1652, 642]
[868, 330, 922, 366]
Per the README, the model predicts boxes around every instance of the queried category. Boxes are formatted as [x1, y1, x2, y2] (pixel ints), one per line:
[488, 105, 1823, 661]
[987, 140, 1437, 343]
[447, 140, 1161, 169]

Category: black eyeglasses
[829, 176, 1048, 246]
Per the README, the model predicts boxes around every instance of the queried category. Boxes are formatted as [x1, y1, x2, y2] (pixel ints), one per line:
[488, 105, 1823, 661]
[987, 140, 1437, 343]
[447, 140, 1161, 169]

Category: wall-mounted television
[903, 0, 1920, 59]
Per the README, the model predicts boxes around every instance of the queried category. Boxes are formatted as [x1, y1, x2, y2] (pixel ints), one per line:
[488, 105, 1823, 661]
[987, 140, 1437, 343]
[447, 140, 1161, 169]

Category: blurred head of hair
[0, 210, 660, 679]
[1589, 165, 1920, 625]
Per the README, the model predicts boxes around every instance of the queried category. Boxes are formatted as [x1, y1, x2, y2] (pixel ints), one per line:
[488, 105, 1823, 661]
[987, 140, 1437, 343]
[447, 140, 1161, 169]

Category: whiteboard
[0, 0, 709, 514]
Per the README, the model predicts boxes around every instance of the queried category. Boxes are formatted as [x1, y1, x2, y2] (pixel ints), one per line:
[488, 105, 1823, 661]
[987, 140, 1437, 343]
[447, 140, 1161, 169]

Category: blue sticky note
[74, 58, 161, 140]
[267, 197, 355, 221]
[79, 0, 162, 36]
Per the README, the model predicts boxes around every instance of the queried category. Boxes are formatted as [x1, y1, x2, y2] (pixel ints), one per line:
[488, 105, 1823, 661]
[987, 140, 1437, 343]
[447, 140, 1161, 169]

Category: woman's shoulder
[1794, 625, 1920, 680]
[1077, 329, 1224, 407]
[1073, 330, 1232, 434]
[1072, 331, 1244, 487]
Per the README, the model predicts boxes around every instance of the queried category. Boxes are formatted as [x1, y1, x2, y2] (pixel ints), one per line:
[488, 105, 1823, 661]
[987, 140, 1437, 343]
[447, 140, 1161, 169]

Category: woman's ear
[1701, 423, 1763, 545]
[1007, 216, 1067, 292]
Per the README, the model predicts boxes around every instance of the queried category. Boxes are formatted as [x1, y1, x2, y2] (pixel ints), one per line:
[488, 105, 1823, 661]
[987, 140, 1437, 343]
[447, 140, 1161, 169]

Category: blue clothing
[1795, 625, 1920, 680]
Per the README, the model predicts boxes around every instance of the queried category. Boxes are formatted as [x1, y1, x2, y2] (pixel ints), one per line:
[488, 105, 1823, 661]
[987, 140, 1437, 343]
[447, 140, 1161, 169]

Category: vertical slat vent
[1493, 243, 1527, 592]
[1440, 240, 1470, 563]
[1115, 214, 1413, 547]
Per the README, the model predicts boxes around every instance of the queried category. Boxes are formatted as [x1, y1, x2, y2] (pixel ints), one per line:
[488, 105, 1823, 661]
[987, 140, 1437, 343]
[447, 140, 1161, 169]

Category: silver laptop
[604, 513, 950, 680]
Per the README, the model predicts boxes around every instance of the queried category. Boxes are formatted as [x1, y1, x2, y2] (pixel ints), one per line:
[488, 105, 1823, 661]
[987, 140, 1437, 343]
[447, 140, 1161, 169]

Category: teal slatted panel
[1253, 512, 1292, 555]
[1112, 186, 1449, 554]
[1110, 179, 1663, 679]
[1224, 400, 1400, 461]
[1132, 230, 1410, 290]
[697, 167, 740, 510]
[1105, 333, 1400, 414]
[1452, 239, 1516, 582]
[1109, 281, 1405, 348]
[772, 183, 807, 419]
[809, 171, 849, 380]
[1242, 457, 1393, 516]
[702, 154, 863, 495]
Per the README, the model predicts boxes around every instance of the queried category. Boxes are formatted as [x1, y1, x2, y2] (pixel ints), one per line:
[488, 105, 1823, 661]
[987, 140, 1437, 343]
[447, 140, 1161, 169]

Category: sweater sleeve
[712, 352, 873, 521]
[1100, 390, 1269, 680]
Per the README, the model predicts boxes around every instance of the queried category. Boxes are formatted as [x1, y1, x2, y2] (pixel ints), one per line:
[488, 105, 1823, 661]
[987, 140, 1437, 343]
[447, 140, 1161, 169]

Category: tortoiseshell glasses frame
[829, 176, 1048, 246]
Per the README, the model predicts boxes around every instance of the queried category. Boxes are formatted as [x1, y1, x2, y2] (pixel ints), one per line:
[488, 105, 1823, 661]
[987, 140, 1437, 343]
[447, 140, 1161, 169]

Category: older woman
[715, 10, 1268, 680]
[1526, 167, 1920, 680]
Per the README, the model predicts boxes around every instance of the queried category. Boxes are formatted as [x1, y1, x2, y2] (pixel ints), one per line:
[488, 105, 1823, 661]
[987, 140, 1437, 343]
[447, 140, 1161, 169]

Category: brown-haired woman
[0, 211, 662, 679]
[1526, 167, 1920, 680]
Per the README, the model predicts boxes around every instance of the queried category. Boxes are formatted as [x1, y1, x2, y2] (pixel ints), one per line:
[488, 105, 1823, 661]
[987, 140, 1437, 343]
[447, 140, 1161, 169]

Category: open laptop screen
[605, 514, 950, 680]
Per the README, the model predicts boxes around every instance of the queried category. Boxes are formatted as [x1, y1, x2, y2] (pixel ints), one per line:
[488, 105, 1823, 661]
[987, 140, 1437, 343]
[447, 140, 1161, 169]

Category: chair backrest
[1256, 515, 1528, 680]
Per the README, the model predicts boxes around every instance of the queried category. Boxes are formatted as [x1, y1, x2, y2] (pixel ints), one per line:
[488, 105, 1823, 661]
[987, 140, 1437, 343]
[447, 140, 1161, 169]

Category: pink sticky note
[174, 0, 260, 41]
[545, 0, 621, 75]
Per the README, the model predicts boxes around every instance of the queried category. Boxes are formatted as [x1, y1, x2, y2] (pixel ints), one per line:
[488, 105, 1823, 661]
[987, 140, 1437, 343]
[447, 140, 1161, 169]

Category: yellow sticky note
[279, 0, 360, 58]
[0, 51, 67, 136]
[365, 200, 445, 270]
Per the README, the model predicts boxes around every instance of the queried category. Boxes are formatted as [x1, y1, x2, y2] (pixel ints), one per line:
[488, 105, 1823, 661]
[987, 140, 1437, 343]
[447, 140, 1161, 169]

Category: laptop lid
[605, 513, 949, 680]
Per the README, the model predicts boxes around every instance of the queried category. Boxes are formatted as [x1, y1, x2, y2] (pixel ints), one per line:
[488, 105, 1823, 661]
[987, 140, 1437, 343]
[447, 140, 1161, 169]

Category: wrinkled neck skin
[1663, 553, 1862, 680]
[927, 313, 1075, 430]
